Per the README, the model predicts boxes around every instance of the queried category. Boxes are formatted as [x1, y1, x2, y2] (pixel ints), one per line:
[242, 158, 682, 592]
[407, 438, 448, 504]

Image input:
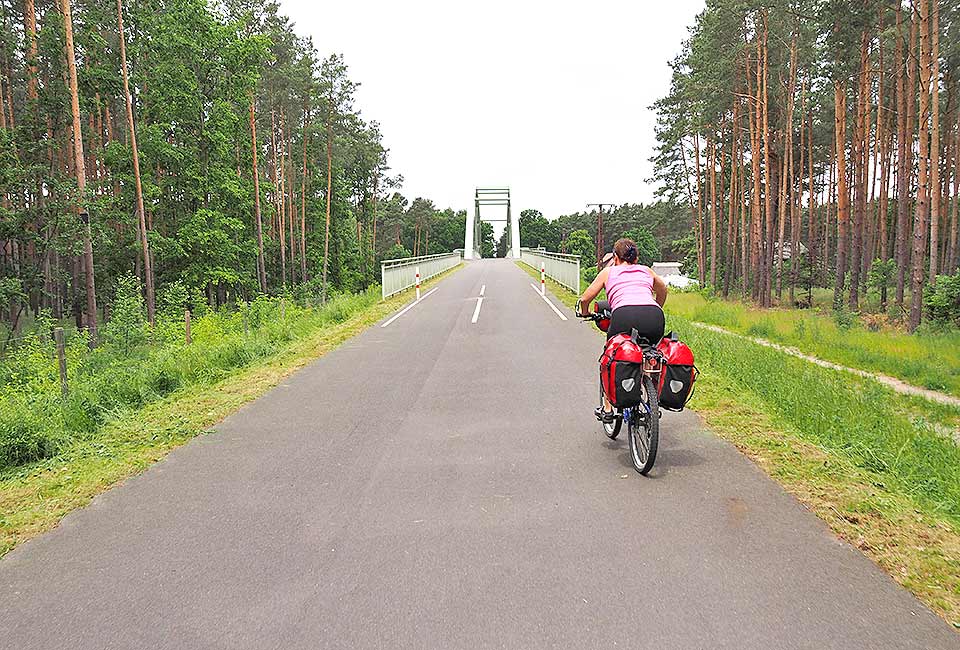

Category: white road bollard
[416, 266, 421, 301]
[540, 263, 546, 296]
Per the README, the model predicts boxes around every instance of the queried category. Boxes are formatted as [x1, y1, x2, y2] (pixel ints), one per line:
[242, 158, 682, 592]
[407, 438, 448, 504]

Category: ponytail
[614, 238, 638, 264]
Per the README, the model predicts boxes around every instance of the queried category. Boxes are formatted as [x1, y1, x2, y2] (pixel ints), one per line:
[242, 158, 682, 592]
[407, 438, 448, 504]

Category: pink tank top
[605, 265, 658, 311]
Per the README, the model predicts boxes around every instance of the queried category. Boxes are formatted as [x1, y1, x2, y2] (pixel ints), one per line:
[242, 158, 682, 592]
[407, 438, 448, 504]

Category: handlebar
[576, 310, 606, 322]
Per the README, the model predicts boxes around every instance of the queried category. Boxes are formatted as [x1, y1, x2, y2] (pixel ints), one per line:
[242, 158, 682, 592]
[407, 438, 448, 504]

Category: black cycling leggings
[606, 305, 665, 344]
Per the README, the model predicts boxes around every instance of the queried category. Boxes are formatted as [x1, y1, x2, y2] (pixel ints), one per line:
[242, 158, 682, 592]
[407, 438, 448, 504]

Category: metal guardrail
[381, 252, 463, 299]
[519, 248, 581, 294]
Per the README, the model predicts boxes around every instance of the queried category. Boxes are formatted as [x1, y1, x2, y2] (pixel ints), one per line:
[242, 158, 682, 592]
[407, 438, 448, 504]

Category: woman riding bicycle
[577, 237, 668, 421]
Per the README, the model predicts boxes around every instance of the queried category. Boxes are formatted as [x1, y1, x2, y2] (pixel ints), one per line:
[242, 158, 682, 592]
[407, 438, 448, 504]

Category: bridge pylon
[464, 187, 520, 259]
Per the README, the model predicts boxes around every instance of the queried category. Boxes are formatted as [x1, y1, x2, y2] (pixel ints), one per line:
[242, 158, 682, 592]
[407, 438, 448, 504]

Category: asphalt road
[2, 259, 956, 649]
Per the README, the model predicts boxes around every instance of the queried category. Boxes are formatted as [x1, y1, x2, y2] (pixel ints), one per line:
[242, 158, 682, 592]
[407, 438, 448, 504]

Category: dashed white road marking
[471, 297, 484, 324]
[480, 284, 486, 296]
[529, 283, 568, 321]
[380, 287, 439, 328]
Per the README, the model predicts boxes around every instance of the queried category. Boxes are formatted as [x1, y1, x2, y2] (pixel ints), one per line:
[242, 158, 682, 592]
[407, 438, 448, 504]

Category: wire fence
[0, 329, 77, 358]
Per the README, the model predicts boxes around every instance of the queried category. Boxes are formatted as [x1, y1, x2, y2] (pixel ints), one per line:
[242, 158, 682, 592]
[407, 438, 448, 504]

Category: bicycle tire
[628, 376, 659, 475]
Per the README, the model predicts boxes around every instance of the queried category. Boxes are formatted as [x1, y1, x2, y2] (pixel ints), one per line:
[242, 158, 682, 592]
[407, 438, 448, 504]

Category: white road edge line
[480, 284, 486, 296]
[380, 287, 439, 328]
[529, 283, 568, 321]
[471, 297, 484, 323]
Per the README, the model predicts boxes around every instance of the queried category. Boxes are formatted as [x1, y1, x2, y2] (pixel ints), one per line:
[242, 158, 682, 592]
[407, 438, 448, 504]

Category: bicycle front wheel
[628, 376, 659, 475]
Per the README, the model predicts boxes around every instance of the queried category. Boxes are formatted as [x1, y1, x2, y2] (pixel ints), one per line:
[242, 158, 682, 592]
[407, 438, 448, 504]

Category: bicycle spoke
[633, 419, 648, 462]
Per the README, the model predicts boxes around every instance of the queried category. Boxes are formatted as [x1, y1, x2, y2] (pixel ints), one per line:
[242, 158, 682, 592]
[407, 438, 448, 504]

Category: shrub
[103, 274, 147, 353]
[562, 229, 594, 266]
[158, 280, 190, 323]
[0, 395, 64, 467]
[833, 306, 857, 331]
[867, 258, 896, 296]
[924, 271, 960, 327]
[383, 243, 411, 261]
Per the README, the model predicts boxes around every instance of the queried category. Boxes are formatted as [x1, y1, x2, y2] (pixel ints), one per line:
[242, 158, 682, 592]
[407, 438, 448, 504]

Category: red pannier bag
[599, 332, 647, 408]
[656, 332, 699, 411]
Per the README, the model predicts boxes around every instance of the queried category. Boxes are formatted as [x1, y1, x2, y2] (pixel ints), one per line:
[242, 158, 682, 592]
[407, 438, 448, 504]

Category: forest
[0, 0, 472, 344]
[4, 0, 960, 345]
[652, 0, 960, 331]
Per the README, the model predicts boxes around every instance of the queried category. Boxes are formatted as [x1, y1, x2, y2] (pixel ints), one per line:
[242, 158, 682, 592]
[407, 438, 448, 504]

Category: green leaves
[562, 229, 594, 265]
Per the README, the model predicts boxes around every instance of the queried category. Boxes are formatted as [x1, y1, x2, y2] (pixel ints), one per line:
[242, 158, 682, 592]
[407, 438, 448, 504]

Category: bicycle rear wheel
[628, 376, 659, 475]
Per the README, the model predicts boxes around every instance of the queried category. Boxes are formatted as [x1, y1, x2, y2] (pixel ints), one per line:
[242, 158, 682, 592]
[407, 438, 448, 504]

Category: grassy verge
[693, 370, 960, 627]
[520, 262, 960, 627]
[0, 267, 460, 557]
[667, 291, 960, 398]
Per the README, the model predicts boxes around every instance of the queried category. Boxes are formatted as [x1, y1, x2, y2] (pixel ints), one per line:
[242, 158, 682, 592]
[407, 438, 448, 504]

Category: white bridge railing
[381, 252, 463, 299]
[519, 248, 581, 294]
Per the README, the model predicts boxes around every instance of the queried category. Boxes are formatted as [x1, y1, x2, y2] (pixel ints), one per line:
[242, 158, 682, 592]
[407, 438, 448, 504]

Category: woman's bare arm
[651, 271, 668, 307]
[577, 267, 609, 316]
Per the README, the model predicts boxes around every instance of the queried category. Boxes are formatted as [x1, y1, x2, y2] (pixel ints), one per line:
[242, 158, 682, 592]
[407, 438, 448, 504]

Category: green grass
[664, 291, 960, 398]
[672, 313, 960, 523]
[521, 261, 960, 626]
[0, 266, 461, 557]
[0, 290, 384, 469]
[692, 368, 960, 627]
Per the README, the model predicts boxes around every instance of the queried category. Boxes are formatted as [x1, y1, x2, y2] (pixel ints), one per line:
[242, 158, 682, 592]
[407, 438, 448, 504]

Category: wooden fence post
[54, 327, 68, 398]
[185, 309, 192, 344]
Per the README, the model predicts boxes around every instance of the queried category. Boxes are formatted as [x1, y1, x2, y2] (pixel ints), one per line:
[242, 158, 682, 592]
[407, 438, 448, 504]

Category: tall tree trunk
[286, 131, 295, 284]
[834, 80, 850, 310]
[300, 110, 309, 282]
[322, 104, 333, 303]
[761, 14, 774, 307]
[949, 121, 960, 272]
[879, 73, 893, 310]
[24, 0, 38, 104]
[0, 56, 6, 131]
[724, 100, 739, 298]
[62, 0, 98, 344]
[249, 97, 267, 293]
[117, 0, 155, 325]
[896, 9, 918, 307]
[790, 79, 805, 305]
[909, 0, 931, 331]
[749, 32, 763, 298]
[709, 131, 718, 288]
[850, 30, 870, 310]
[825, 142, 836, 287]
[277, 111, 287, 286]
[680, 137, 700, 282]
[928, 0, 940, 285]
[693, 131, 706, 286]
[777, 31, 798, 301]
[806, 107, 817, 301]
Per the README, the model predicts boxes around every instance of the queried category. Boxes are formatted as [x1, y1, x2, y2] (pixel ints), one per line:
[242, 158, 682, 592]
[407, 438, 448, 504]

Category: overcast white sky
[279, 0, 704, 221]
